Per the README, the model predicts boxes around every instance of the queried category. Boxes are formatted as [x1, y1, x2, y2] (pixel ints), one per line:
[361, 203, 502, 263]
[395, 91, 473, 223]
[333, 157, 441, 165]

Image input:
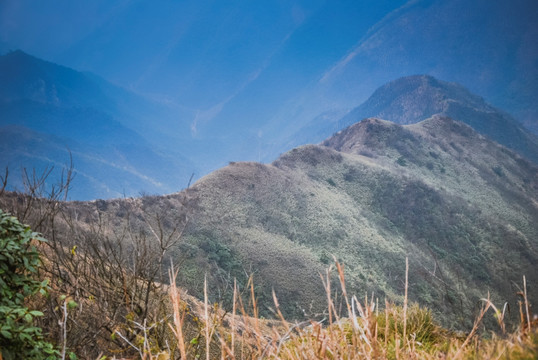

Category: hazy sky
[2, 0, 537, 199]
[0, 1, 407, 131]
[2, 0, 537, 143]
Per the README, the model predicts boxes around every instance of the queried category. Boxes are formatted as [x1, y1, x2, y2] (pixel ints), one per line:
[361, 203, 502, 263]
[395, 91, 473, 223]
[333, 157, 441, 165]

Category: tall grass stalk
[157, 260, 537, 360]
[524, 275, 531, 334]
[403, 257, 408, 349]
[168, 265, 187, 359]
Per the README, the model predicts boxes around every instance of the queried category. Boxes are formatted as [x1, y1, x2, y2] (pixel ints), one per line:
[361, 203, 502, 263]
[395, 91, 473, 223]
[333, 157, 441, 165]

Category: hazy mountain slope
[340, 75, 498, 126]
[154, 115, 537, 328]
[16, 114, 536, 330]
[330, 0, 538, 130]
[302, 75, 538, 163]
[0, 50, 196, 199]
[281, 0, 538, 147]
[4, 1, 536, 169]
[0, 125, 192, 200]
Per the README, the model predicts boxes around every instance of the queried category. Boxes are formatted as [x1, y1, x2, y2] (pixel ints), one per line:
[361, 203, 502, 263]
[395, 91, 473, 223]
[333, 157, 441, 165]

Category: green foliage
[319, 250, 330, 264]
[0, 210, 59, 360]
[396, 156, 407, 166]
[199, 236, 240, 273]
[377, 304, 442, 351]
[492, 165, 504, 177]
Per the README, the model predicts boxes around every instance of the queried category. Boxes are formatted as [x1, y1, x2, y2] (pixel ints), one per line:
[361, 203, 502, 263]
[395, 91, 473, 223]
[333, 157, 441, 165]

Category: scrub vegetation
[1, 115, 537, 358]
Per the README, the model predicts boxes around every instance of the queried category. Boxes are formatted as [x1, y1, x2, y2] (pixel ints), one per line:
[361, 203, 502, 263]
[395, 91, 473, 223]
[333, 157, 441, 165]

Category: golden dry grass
[119, 261, 537, 360]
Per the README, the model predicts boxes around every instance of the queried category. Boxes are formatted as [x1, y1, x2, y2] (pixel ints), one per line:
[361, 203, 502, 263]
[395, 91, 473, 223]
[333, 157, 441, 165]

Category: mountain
[3, 0, 536, 168]
[277, 0, 538, 145]
[56, 115, 537, 329]
[0, 50, 196, 199]
[300, 75, 538, 163]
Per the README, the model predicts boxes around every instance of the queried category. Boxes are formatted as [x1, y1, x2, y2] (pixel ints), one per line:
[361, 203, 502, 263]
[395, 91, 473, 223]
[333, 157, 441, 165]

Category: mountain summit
[337, 75, 538, 163]
[343, 75, 491, 125]
[138, 115, 535, 326]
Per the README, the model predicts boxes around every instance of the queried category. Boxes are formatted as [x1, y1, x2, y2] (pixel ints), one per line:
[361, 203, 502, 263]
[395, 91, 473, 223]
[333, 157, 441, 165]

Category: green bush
[396, 156, 407, 166]
[0, 210, 59, 359]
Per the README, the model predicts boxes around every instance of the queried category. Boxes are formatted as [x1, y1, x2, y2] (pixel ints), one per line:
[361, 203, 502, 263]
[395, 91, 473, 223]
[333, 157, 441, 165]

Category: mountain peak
[181, 108, 538, 325]
[2, 49, 34, 61]
[336, 75, 538, 163]
[0, 49, 113, 109]
[0, 49, 63, 76]
[322, 115, 498, 162]
[344, 75, 491, 125]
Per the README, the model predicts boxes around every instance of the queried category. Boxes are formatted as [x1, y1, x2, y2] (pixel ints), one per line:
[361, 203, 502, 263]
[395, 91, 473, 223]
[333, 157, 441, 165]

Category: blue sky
[0, 1, 407, 134]
[2, 0, 537, 153]
[2, 0, 537, 199]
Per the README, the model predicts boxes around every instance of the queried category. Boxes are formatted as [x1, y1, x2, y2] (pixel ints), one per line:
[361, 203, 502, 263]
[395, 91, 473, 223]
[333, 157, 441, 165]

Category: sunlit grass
[121, 260, 537, 359]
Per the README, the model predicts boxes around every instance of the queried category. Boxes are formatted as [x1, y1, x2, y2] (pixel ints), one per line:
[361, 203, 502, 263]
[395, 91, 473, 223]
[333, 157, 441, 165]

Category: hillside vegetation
[1, 115, 537, 358]
[169, 115, 537, 328]
[304, 75, 538, 164]
[0, 206, 536, 359]
[36, 115, 536, 328]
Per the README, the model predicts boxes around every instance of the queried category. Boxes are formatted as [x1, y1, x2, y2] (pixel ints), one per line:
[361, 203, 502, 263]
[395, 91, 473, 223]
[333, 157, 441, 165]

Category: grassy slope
[2, 115, 537, 357]
[175, 116, 537, 329]
[337, 75, 538, 164]
[41, 115, 537, 330]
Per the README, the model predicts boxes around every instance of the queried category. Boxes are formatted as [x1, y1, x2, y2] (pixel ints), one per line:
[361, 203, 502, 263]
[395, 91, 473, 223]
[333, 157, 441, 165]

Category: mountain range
[286, 0, 538, 136]
[1, 47, 537, 329]
[1, 2, 538, 355]
[0, 50, 197, 199]
[2, 0, 537, 166]
[299, 75, 538, 163]
[31, 113, 536, 329]
[2, 51, 538, 201]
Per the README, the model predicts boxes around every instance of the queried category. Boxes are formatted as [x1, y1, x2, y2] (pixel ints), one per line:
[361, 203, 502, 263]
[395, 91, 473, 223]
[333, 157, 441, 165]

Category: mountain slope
[274, 0, 538, 150]
[302, 75, 538, 163]
[314, 0, 538, 133]
[0, 50, 196, 199]
[0, 125, 193, 200]
[147, 116, 537, 327]
[7, 114, 536, 330]
[3, 0, 536, 169]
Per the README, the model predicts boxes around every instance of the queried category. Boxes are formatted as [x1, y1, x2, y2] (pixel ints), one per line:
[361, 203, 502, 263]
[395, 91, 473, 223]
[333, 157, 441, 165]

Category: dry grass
[118, 261, 537, 360]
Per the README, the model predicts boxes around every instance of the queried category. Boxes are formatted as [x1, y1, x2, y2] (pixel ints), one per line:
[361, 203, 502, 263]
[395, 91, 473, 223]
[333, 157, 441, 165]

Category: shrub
[396, 156, 407, 166]
[0, 210, 59, 359]
[492, 165, 504, 177]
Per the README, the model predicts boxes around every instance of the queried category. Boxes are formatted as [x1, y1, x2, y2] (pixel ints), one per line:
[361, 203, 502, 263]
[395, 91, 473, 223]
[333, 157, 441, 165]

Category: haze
[1, 0, 537, 199]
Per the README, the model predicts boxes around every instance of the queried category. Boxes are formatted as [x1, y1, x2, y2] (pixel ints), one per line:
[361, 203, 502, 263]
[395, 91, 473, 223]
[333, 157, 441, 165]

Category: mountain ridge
[2, 112, 536, 330]
[2, 51, 536, 201]
[143, 115, 537, 326]
[306, 75, 538, 163]
[0, 50, 196, 199]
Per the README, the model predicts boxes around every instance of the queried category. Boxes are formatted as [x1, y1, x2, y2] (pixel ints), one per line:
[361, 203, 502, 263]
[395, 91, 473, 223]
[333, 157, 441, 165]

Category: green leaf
[19, 332, 31, 341]
[0, 210, 58, 357]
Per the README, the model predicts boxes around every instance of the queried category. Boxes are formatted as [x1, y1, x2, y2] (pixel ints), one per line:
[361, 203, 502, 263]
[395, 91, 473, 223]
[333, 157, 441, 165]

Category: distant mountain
[3, 51, 536, 201]
[0, 50, 196, 199]
[3, 0, 536, 167]
[301, 75, 538, 163]
[279, 0, 538, 144]
[0, 125, 182, 200]
[60, 115, 537, 329]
